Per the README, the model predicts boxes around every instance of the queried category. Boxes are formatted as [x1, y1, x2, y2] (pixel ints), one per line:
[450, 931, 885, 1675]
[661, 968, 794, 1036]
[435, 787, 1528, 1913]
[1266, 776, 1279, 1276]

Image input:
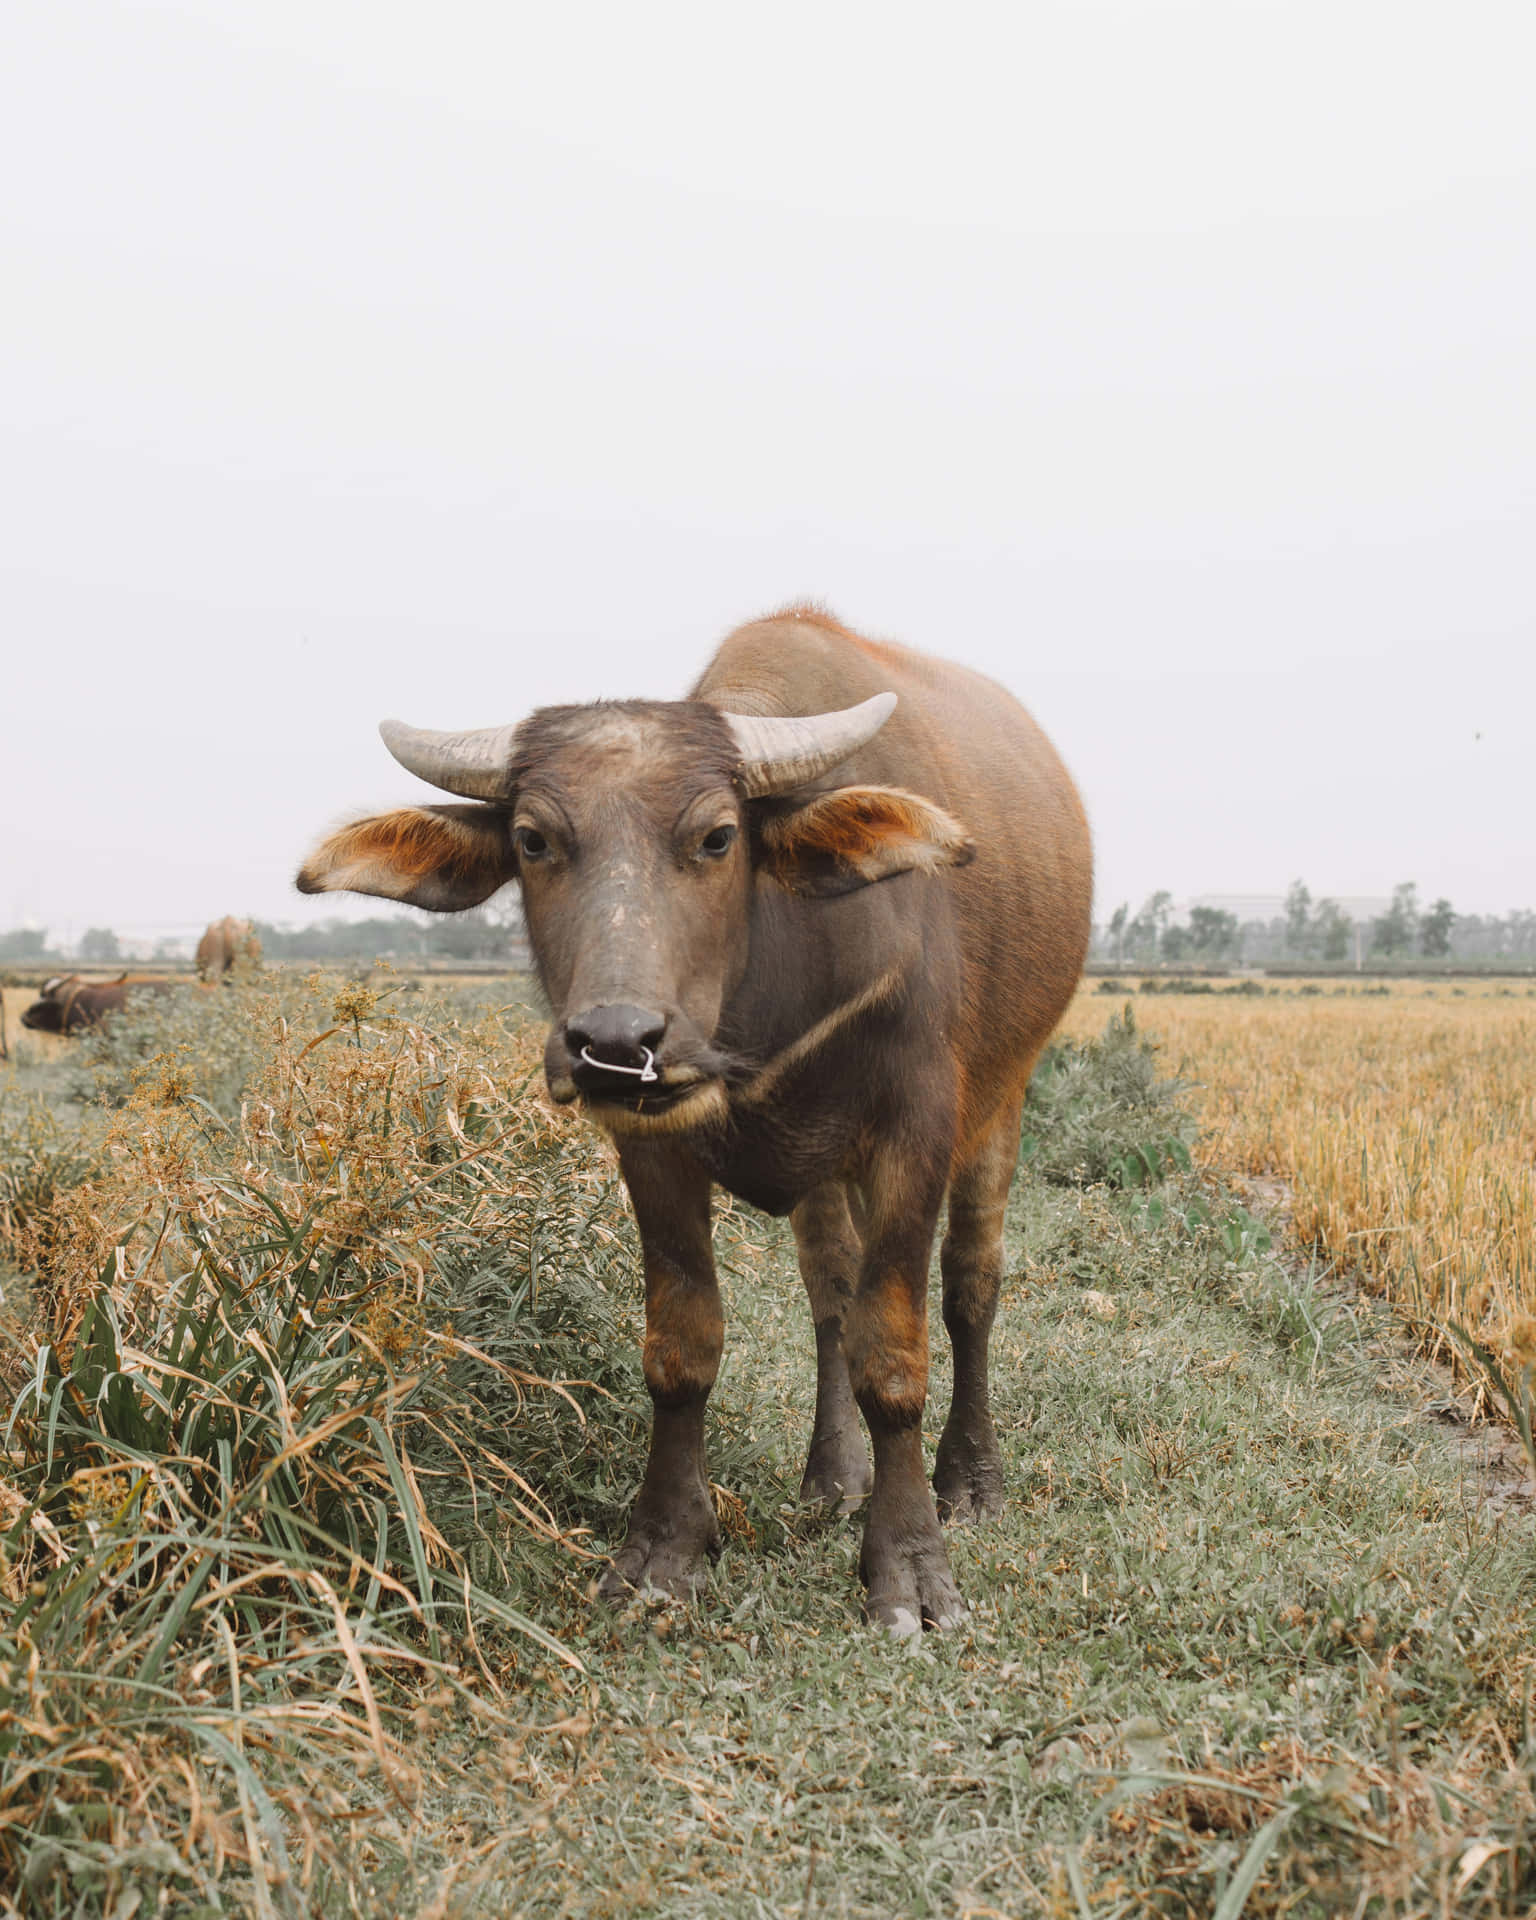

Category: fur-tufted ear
[296, 804, 515, 911]
[755, 786, 975, 897]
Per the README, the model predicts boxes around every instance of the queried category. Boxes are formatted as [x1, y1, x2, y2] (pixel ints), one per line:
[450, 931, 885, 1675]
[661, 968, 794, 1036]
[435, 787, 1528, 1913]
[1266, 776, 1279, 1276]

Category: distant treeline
[8, 880, 1534, 975]
[0, 903, 528, 969]
[252, 908, 527, 962]
[1094, 882, 1536, 969]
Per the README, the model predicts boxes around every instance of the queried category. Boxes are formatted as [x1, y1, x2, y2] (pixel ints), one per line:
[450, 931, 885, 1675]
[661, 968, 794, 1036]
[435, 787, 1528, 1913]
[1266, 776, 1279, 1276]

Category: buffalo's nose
[564, 1004, 668, 1080]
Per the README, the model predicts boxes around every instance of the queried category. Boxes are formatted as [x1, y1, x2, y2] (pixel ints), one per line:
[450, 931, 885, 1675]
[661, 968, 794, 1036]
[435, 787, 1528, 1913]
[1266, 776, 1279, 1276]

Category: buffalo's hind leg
[934, 1096, 1023, 1523]
[599, 1144, 723, 1604]
[790, 1184, 874, 1513]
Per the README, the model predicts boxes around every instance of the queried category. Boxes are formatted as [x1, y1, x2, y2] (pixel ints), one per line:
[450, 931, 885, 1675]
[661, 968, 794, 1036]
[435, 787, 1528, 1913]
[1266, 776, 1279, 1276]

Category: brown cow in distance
[296, 606, 1093, 1633]
[21, 974, 185, 1035]
[196, 916, 261, 980]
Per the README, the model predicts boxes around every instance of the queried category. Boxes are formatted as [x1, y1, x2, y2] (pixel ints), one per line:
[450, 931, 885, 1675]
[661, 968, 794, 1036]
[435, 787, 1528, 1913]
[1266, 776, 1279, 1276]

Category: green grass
[1, 990, 1533, 1916]
[378, 1175, 1534, 1919]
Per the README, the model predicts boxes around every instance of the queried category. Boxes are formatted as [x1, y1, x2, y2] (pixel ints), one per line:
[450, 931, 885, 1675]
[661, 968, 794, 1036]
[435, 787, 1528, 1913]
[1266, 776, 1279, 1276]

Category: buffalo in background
[196, 916, 261, 979]
[20, 974, 184, 1035]
[16, 915, 255, 1038]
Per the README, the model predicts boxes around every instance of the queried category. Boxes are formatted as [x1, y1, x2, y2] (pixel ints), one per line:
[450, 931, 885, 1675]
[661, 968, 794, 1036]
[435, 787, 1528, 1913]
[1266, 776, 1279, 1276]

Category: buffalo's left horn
[721, 692, 898, 797]
[377, 718, 520, 801]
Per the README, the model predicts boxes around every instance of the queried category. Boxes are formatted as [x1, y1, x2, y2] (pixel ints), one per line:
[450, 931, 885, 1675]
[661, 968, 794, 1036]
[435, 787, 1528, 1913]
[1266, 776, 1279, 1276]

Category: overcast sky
[4, 1, 1533, 941]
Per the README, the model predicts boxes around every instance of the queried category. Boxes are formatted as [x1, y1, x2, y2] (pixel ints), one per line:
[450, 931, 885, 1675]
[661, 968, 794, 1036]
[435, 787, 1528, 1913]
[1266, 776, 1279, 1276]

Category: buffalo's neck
[717, 873, 933, 1068]
[685, 873, 958, 1213]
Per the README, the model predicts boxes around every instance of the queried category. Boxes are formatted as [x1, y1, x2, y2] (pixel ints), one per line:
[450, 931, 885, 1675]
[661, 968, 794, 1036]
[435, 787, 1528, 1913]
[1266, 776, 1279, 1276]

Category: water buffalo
[21, 974, 183, 1035]
[196, 916, 261, 979]
[296, 607, 1092, 1632]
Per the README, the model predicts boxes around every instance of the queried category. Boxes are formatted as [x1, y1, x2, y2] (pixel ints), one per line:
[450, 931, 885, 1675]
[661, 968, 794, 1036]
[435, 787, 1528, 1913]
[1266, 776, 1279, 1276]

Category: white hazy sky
[4, 1, 1533, 940]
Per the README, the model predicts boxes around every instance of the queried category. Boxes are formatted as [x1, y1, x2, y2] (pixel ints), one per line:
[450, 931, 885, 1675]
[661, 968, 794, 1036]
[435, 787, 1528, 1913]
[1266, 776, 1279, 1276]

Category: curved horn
[378, 718, 520, 802]
[722, 692, 898, 797]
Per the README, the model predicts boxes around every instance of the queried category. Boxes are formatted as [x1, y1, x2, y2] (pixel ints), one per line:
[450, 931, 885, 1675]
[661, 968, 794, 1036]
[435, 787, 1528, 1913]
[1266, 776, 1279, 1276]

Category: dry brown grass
[0, 975, 645, 1910]
[1060, 981, 1536, 1386]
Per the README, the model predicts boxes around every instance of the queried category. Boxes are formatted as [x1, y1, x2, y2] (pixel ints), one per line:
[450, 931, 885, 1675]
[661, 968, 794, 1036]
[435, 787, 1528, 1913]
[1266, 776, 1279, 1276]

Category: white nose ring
[579, 1045, 660, 1083]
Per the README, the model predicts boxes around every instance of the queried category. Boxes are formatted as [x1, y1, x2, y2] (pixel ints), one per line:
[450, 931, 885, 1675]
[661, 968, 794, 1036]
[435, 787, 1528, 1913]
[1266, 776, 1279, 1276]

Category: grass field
[1057, 982, 1536, 1424]
[1, 977, 1532, 1915]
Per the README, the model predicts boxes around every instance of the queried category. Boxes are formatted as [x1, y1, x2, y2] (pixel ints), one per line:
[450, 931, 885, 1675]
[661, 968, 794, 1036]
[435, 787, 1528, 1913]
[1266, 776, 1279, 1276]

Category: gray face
[511, 709, 751, 1134]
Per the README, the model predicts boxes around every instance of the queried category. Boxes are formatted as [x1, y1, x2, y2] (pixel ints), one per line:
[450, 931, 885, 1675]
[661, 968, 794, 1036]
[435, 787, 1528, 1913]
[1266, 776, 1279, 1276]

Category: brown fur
[642, 1269, 726, 1404]
[695, 608, 1092, 1160]
[843, 1284, 930, 1427]
[297, 806, 512, 911]
[757, 786, 975, 893]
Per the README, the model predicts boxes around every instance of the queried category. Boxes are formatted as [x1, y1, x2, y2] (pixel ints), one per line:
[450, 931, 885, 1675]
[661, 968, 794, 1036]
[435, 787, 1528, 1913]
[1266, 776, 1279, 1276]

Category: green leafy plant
[1023, 1005, 1197, 1189]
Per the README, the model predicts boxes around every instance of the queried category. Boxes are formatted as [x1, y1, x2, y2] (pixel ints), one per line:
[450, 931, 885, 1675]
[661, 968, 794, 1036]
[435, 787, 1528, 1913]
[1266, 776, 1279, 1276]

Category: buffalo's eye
[515, 827, 550, 861]
[700, 824, 737, 858]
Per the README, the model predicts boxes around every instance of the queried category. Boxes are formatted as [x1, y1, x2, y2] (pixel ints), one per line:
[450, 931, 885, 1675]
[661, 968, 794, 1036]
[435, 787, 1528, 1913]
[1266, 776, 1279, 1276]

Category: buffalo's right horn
[721, 692, 898, 797]
[378, 719, 520, 801]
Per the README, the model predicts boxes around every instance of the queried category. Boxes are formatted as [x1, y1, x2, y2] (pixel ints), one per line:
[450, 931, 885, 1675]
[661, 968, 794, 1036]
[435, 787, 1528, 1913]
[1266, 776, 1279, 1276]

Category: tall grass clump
[0, 977, 639, 1913]
[1023, 1005, 1196, 1189]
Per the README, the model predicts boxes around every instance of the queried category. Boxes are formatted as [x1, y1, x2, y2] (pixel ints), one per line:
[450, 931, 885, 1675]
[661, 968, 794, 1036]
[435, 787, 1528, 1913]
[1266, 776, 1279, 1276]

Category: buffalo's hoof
[933, 1457, 1005, 1526]
[597, 1524, 719, 1606]
[860, 1528, 966, 1636]
[799, 1435, 874, 1515]
[933, 1424, 1005, 1525]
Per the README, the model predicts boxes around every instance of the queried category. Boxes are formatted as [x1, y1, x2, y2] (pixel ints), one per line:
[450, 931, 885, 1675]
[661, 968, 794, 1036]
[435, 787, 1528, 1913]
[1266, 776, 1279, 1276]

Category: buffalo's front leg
[599, 1146, 722, 1603]
[842, 1151, 965, 1635]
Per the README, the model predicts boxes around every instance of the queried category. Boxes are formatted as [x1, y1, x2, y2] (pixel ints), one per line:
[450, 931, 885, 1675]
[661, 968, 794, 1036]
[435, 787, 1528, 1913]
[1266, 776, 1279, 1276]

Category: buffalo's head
[20, 977, 72, 1032]
[297, 695, 972, 1133]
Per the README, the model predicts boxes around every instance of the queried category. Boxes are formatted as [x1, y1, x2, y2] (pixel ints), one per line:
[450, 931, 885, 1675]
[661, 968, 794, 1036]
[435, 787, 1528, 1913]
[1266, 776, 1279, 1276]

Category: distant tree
[422, 893, 526, 960]
[1370, 882, 1419, 957]
[251, 916, 427, 961]
[1161, 923, 1191, 962]
[1506, 909, 1536, 959]
[1313, 900, 1351, 964]
[1284, 879, 1313, 955]
[1188, 906, 1239, 962]
[1420, 898, 1455, 958]
[1127, 891, 1173, 961]
[423, 909, 508, 960]
[247, 903, 528, 965]
[1107, 903, 1129, 965]
[0, 928, 49, 960]
[79, 926, 121, 962]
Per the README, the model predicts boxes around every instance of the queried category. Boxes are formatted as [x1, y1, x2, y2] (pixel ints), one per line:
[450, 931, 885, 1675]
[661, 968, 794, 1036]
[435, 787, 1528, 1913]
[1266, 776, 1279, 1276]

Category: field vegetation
[0, 977, 1532, 1915]
[1059, 981, 1536, 1451]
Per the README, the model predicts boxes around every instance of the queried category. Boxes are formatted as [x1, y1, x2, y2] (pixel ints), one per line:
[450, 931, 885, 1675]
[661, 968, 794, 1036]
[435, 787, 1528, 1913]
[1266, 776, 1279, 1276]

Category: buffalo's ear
[296, 804, 514, 911]
[755, 786, 975, 897]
